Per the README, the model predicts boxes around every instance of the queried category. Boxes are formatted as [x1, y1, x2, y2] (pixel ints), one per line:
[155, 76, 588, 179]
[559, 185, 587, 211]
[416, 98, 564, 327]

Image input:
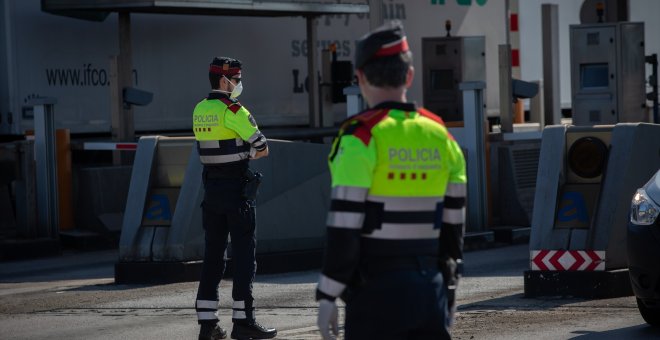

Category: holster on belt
[242, 169, 263, 200]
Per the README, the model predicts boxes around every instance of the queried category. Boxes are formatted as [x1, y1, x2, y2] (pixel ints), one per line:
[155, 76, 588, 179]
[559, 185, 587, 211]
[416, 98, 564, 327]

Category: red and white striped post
[509, 0, 524, 123]
[82, 142, 138, 151]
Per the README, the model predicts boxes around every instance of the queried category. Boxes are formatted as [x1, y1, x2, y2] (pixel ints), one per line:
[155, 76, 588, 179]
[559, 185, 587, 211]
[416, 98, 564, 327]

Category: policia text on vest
[315, 22, 467, 340]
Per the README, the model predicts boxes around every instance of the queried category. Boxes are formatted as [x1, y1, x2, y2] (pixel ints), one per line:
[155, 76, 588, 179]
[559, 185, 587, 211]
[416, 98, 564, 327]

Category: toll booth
[525, 123, 660, 298]
[115, 136, 331, 283]
[570, 22, 647, 125]
[422, 36, 486, 123]
[526, 18, 655, 298]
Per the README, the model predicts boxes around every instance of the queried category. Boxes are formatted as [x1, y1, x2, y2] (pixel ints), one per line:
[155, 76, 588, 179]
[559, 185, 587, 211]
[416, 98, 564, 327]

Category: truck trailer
[1, 0, 658, 136]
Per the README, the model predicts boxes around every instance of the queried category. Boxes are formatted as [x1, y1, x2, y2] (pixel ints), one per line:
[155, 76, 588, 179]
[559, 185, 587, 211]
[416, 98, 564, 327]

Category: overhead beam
[42, 0, 369, 18]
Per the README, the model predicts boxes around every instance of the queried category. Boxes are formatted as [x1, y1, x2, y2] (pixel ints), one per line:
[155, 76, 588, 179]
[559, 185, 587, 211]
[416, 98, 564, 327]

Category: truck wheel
[637, 298, 660, 326]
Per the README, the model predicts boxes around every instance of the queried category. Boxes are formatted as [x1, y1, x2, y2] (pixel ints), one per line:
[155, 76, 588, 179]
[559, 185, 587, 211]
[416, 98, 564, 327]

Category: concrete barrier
[525, 123, 660, 298]
[116, 136, 331, 283]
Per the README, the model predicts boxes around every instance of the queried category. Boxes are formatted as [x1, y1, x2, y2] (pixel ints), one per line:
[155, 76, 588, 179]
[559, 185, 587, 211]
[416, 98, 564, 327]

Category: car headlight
[631, 189, 660, 225]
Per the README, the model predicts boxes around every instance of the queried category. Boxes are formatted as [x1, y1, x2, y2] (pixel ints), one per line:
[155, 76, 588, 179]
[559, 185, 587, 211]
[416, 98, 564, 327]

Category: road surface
[1, 244, 657, 339]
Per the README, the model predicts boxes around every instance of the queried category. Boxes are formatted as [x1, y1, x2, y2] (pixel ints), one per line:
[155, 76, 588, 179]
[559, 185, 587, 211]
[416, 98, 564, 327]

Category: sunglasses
[224, 75, 241, 84]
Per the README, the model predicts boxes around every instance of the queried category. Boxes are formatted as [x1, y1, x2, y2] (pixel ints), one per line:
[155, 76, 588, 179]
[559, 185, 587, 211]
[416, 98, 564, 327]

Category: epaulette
[418, 107, 455, 141]
[220, 97, 242, 114]
[339, 108, 389, 146]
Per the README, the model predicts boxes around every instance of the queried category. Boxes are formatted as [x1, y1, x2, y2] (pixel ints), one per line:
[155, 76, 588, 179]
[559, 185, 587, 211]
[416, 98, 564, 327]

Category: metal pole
[31, 97, 59, 239]
[647, 54, 659, 124]
[306, 16, 320, 128]
[654, 57, 659, 124]
[116, 12, 134, 164]
[460, 81, 488, 231]
[321, 49, 333, 128]
[542, 4, 561, 126]
[504, 0, 510, 46]
[498, 45, 513, 133]
[15, 140, 36, 237]
[530, 80, 545, 127]
[2, 0, 18, 135]
[343, 86, 363, 117]
[110, 55, 121, 165]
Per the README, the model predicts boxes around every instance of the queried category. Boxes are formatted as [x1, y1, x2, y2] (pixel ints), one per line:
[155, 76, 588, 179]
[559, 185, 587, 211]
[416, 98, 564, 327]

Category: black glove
[439, 257, 463, 325]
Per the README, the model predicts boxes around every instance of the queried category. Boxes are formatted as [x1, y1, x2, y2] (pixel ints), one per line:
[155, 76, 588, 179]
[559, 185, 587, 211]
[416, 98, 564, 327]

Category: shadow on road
[64, 282, 161, 292]
[459, 292, 634, 312]
[569, 324, 660, 339]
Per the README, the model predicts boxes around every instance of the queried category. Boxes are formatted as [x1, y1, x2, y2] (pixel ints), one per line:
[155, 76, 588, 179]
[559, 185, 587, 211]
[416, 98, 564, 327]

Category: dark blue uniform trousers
[196, 177, 257, 325]
[344, 269, 452, 340]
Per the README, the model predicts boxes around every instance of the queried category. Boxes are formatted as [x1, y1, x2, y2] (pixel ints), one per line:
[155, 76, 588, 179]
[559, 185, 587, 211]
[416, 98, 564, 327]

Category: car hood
[644, 169, 660, 206]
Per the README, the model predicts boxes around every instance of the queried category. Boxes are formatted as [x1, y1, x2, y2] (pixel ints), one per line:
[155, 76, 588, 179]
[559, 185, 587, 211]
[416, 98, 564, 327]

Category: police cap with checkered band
[354, 21, 410, 70]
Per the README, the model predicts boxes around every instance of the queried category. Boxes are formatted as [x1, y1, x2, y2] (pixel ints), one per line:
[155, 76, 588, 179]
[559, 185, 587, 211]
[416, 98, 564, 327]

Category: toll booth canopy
[42, 0, 369, 18]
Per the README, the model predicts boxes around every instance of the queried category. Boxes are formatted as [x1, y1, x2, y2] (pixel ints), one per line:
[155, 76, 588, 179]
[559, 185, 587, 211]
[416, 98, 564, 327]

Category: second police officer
[316, 22, 467, 339]
[192, 57, 277, 340]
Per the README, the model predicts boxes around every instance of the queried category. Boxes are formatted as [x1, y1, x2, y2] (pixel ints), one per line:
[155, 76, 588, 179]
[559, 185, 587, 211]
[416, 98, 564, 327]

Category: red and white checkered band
[530, 250, 606, 271]
[209, 64, 241, 77]
[374, 37, 409, 57]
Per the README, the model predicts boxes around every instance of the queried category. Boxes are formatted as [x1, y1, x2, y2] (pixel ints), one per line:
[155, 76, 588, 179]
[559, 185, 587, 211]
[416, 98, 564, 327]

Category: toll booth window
[431, 69, 454, 90]
[580, 63, 608, 89]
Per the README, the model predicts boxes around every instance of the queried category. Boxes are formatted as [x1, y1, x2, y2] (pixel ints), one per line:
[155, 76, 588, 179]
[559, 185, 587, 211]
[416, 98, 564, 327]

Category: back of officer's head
[209, 57, 242, 89]
[355, 21, 412, 88]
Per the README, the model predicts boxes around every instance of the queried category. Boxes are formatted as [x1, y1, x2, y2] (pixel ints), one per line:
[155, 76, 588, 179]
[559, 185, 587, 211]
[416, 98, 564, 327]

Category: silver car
[628, 169, 660, 326]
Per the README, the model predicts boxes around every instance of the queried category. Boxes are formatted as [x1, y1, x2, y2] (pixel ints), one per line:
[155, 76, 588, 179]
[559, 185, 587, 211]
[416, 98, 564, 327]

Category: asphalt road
[1, 244, 658, 340]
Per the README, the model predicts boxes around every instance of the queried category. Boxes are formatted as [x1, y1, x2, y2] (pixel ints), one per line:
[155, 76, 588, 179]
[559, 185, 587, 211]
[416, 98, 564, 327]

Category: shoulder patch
[220, 97, 242, 114]
[418, 107, 455, 141]
[418, 108, 445, 125]
[340, 109, 389, 146]
[248, 114, 257, 127]
[353, 108, 389, 125]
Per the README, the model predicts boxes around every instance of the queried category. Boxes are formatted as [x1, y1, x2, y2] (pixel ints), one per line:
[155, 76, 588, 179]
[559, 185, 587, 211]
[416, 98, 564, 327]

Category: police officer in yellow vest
[193, 57, 276, 340]
[316, 22, 467, 339]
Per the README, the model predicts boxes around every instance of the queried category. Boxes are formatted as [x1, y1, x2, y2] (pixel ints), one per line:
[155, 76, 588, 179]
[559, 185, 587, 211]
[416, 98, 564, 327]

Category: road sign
[531, 250, 605, 271]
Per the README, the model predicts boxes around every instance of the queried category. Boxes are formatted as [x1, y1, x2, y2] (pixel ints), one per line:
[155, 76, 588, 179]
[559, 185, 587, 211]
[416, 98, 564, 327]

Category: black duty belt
[361, 256, 438, 275]
[203, 163, 248, 180]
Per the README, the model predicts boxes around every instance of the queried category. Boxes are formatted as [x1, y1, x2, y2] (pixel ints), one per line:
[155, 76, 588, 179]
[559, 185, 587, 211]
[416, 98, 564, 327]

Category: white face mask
[223, 76, 243, 99]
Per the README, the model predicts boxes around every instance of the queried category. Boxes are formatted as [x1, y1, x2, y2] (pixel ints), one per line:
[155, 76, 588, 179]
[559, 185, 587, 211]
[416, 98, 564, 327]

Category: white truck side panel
[4, 0, 513, 134]
[12, 1, 118, 133]
[4, 0, 655, 134]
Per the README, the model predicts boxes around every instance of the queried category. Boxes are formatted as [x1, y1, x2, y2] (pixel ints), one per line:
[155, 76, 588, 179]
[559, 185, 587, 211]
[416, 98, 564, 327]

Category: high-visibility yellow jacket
[192, 92, 267, 166]
[317, 101, 467, 300]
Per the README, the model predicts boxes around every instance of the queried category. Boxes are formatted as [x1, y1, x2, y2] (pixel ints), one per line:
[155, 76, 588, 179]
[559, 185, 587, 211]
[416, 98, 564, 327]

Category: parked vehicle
[628, 169, 660, 326]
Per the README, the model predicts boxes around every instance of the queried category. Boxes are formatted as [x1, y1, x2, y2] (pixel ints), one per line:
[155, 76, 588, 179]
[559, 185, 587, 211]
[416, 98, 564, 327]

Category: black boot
[199, 323, 228, 340]
[230, 320, 277, 339]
